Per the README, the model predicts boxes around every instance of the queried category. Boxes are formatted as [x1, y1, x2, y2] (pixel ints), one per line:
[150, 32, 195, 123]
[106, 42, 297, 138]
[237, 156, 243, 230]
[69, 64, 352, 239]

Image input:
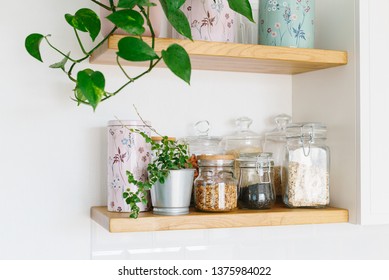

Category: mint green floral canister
[258, 0, 315, 48]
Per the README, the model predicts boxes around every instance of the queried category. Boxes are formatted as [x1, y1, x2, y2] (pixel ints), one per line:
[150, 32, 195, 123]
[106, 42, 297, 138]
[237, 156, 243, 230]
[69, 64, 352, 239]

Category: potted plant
[123, 114, 195, 218]
[24, 0, 254, 111]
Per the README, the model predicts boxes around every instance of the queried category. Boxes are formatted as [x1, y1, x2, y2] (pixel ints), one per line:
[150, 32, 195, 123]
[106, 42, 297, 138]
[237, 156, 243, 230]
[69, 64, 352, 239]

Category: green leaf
[75, 69, 105, 110]
[167, 0, 186, 10]
[162, 44, 191, 84]
[65, 8, 101, 41]
[117, 37, 159, 61]
[107, 10, 145, 35]
[49, 52, 70, 70]
[118, 0, 137, 8]
[65, 14, 87, 32]
[25, 33, 45, 62]
[227, 0, 254, 22]
[136, 0, 157, 6]
[159, 0, 192, 40]
[118, 0, 156, 8]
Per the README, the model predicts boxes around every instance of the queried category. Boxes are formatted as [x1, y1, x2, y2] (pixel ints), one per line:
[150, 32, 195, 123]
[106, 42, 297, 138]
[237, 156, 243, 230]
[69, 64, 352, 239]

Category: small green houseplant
[122, 110, 193, 218]
[24, 0, 254, 111]
[124, 131, 193, 218]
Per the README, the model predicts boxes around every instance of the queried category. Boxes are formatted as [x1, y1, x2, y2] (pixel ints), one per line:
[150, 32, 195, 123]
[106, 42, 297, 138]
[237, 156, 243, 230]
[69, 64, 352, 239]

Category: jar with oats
[283, 122, 330, 208]
[194, 155, 238, 212]
[237, 153, 276, 209]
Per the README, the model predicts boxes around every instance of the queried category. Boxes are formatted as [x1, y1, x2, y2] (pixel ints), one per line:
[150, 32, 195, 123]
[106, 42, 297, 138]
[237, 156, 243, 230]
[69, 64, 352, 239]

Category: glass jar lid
[224, 117, 262, 140]
[181, 120, 222, 155]
[221, 117, 263, 154]
[286, 122, 327, 139]
[237, 152, 274, 168]
[265, 114, 292, 141]
[197, 154, 235, 167]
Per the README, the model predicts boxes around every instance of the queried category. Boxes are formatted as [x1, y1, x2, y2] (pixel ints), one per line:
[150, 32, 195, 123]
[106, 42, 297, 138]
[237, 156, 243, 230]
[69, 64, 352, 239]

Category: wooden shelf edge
[91, 205, 349, 233]
[90, 35, 348, 75]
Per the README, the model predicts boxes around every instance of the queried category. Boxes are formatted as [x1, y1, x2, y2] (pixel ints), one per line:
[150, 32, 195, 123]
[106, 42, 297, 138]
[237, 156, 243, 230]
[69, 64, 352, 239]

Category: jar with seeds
[237, 153, 276, 209]
[194, 155, 237, 212]
[283, 122, 330, 208]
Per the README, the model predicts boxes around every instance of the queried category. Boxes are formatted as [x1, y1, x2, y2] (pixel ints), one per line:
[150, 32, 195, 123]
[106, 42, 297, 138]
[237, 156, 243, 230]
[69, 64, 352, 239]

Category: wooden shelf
[91, 204, 348, 233]
[90, 35, 348, 75]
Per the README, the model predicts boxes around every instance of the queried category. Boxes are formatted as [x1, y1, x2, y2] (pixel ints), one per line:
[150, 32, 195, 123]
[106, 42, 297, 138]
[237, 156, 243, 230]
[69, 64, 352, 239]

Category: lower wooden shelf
[91, 204, 349, 233]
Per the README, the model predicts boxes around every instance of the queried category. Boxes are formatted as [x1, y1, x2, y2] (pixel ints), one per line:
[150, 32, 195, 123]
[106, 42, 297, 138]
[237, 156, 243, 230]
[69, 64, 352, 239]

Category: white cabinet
[358, 0, 389, 225]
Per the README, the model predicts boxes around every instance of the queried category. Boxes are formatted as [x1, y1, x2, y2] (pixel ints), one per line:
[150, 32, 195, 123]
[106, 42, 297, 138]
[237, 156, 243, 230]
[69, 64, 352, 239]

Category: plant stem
[138, 5, 156, 69]
[103, 57, 162, 100]
[116, 56, 135, 82]
[133, 104, 164, 137]
[109, 0, 116, 12]
[91, 0, 112, 10]
[74, 28, 88, 55]
[67, 62, 77, 82]
[44, 36, 76, 62]
[79, 26, 118, 62]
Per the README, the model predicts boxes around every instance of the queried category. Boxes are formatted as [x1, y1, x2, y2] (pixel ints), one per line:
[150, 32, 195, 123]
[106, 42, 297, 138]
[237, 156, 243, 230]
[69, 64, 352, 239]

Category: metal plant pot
[150, 169, 195, 215]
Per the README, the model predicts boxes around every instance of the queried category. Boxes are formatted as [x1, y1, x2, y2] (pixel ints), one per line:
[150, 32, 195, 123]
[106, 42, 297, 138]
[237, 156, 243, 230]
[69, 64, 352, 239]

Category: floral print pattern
[107, 122, 151, 212]
[179, 0, 235, 42]
[259, 0, 315, 48]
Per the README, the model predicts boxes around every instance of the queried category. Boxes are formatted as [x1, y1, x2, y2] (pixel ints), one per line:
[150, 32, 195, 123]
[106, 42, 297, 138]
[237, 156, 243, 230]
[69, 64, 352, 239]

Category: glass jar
[222, 117, 263, 156]
[237, 153, 276, 209]
[183, 120, 223, 156]
[235, 0, 259, 44]
[283, 122, 330, 208]
[180, 120, 223, 179]
[263, 114, 291, 199]
[194, 155, 238, 212]
[221, 117, 263, 179]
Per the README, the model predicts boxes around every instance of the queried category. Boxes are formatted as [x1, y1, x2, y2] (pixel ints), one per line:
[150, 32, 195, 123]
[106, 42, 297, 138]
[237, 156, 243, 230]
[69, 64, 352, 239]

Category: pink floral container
[107, 120, 152, 212]
[177, 0, 236, 42]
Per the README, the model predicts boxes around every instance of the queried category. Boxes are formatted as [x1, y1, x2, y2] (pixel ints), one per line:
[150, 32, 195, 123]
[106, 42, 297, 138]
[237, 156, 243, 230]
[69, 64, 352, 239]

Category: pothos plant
[124, 124, 192, 218]
[24, 0, 254, 111]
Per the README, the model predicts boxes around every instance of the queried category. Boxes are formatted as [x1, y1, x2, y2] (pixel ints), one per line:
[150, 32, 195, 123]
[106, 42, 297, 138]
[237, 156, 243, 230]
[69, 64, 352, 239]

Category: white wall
[1, 0, 389, 260]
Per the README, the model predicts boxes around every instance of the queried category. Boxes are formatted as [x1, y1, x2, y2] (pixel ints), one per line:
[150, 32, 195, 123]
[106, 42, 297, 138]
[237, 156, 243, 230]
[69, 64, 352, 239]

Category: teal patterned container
[258, 0, 315, 48]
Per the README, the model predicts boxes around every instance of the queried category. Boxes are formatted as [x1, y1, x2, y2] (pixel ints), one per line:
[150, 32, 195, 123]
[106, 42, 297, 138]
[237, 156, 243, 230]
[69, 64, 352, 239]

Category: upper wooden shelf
[90, 35, 348, 75]
[91, 204, 348, 233]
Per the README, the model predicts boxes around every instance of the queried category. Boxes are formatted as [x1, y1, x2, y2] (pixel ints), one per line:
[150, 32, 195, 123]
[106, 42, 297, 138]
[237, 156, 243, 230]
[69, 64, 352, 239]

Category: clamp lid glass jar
[193, 155, 237, 212]
[283, 122, 330, 208]
[237, 153, 276, 209]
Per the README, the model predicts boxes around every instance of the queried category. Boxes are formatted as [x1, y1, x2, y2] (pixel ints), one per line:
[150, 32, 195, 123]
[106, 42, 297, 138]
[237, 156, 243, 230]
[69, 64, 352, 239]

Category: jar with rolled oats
[194, 155, 238, 212]
[283, 122, 330, 208]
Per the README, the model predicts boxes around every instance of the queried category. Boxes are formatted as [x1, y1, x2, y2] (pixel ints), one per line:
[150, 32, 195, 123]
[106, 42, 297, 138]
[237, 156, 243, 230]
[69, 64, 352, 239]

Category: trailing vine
[25, 0, 254, 111]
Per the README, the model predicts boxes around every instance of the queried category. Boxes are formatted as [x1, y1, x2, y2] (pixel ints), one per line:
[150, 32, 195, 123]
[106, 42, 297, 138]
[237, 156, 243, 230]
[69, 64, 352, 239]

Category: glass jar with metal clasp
[283, 122, 330, 208]
[237, 153, 276, 209]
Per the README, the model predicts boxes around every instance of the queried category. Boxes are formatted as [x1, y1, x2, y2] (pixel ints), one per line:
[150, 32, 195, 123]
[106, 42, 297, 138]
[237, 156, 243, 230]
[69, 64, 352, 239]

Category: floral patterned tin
[258, 0, 315, 48]
[178, 0, 236, 42]
[107, 120, 152, 212]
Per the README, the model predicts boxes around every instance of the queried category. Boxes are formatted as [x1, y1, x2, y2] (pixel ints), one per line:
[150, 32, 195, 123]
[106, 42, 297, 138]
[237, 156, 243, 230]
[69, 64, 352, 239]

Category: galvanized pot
[150, 169, 195, 215]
